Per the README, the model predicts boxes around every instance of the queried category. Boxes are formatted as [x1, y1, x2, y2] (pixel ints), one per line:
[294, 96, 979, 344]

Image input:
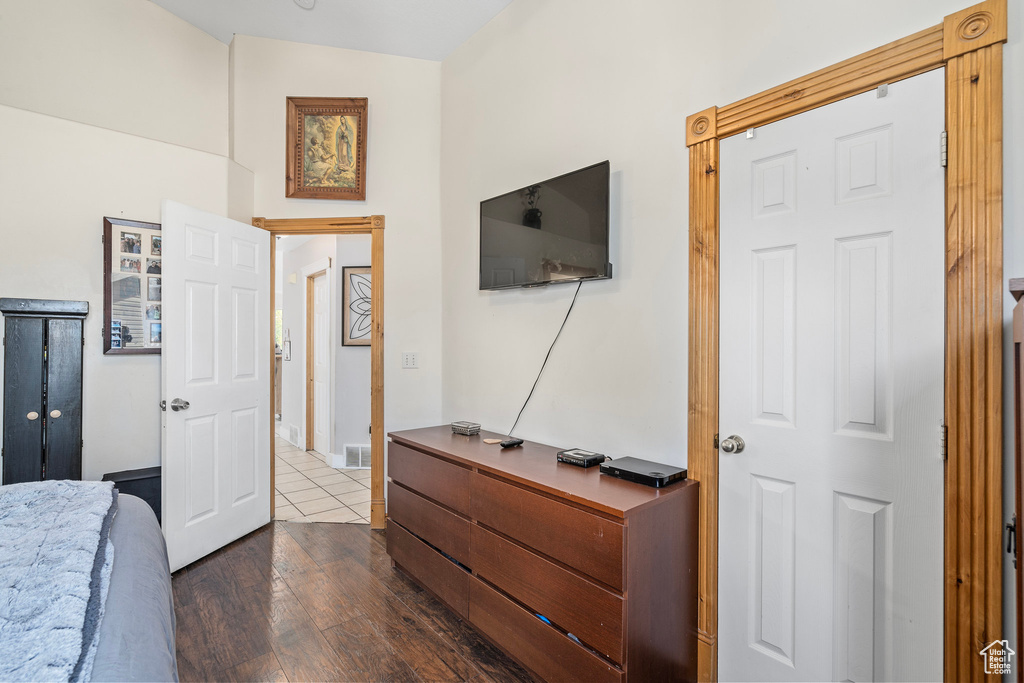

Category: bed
[0, 480, 178, 682]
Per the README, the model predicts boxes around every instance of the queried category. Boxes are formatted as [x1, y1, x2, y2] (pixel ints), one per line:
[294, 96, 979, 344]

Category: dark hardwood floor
[173, 521, 534, 682]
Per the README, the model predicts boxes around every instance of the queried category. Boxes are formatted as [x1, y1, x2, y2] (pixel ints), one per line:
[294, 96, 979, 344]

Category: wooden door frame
[254, 215, 386, 529]
[304, 267, 328, 453]
[684, 1, 1006, 680]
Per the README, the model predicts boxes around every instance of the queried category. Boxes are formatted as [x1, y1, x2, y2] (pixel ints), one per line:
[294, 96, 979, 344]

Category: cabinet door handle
[50, 410, 61, 419]
[26, 411, 39, 421]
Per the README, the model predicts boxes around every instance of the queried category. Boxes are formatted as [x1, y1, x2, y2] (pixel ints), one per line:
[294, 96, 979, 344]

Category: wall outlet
[401, 352, 419, 369]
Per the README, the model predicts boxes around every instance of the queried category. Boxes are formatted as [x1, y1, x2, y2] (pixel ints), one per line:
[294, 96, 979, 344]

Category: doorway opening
[255, 215, 385, 529]
[271, 235, 373, 524]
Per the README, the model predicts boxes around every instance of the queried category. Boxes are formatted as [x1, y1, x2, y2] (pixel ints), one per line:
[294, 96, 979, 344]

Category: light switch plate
[401, 352, 419, 369]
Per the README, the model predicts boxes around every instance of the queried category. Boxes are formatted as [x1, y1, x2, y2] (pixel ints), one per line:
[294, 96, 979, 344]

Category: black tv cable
[507, 280, 584, 438]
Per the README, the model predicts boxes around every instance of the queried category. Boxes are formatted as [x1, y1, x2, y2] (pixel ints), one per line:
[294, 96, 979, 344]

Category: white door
[311, 271, 330, 455]
[718, 70, 944, 682]
[161, 200, 271, 572]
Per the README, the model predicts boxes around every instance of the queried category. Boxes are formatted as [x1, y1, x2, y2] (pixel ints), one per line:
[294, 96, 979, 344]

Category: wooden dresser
[386, 426, 698, 682]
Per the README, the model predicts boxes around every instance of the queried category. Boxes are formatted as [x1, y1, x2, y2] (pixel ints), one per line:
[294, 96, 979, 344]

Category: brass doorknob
[50, 410, 61, 419]
[26, 411, 38, 421]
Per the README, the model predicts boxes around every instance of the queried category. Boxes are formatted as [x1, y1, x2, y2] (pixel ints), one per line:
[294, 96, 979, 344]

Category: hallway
[274, 437, 371, 523]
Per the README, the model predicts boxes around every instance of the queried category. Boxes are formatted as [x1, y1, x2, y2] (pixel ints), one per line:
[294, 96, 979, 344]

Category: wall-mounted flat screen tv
[480, 161, 611, 290]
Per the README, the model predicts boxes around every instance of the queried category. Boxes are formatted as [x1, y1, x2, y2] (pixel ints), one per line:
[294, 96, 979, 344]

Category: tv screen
[480, 161, 611, 290]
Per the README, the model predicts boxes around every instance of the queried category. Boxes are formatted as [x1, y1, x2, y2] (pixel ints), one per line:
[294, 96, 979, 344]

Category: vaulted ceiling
[149, 0, 514, 61]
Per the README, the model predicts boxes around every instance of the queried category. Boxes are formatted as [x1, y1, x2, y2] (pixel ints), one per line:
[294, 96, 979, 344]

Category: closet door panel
[44, 318, 83, 481]
[2, 317, 44, 484]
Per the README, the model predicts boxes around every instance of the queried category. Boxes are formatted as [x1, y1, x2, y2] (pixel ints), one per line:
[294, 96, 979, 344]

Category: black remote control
[499, 438, 524, 449]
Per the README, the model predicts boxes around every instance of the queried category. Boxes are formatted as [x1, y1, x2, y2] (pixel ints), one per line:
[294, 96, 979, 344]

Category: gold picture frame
[286, 97, 368, 200]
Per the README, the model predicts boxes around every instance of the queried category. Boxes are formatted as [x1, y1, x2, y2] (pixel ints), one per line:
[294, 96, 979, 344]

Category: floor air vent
[344, 444, 371, 469]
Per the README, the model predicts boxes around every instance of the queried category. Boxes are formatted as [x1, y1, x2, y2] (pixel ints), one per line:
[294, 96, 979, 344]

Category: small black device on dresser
[556, 448, 607, 468]
[600, 456, 687, 488]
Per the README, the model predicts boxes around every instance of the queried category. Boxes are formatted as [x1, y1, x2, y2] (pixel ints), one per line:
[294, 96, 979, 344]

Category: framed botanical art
[103, 217, 162, 354]
[286, 97, 368, 200]
[342, 266, 371, 346]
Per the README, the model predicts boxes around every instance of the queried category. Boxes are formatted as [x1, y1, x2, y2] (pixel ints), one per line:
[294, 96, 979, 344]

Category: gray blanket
[0, 480, 118, 682]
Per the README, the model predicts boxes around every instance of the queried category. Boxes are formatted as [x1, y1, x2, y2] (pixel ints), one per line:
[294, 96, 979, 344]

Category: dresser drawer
[389, 482, 470, 566]
[471, 525, 624, 663]
[471, 473, 624, 590]
[388, 442, 471, 514]
[387, 520, 469, 618]
[469, 575, 623, 683]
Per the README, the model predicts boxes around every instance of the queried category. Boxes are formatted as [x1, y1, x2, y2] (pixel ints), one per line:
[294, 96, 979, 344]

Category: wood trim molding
[370, 220, 385, 528]
[686, 107, 718, 148]
[256, 216, 379, 232]
[255, 215, 387, 529]
[687, 137, 720, 681]
[944, 1, 1007, 59]
[684, 2, 1006, 680]
[688, 26, 944, 149]
[304, 269, 326, 452]
[944, 40, 1004, 682]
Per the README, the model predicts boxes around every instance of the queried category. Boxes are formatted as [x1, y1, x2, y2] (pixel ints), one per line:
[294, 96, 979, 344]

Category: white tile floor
[274, 437, 371, 524]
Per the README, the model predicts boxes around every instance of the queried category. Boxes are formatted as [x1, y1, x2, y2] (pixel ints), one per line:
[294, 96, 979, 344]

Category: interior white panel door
[312, 271, 330, 455]
[718, 70, 944, 682]
[162, 199, 270, 572]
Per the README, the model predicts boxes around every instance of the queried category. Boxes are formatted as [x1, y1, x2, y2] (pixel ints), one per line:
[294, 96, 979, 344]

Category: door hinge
[1008, 514, 1017, 568]
[713, 433, 720, 450]
[940, 422, 948, 460]
[940, 131, 948, 168]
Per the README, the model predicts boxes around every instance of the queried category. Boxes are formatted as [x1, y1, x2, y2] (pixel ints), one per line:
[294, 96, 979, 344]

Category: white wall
[440, 0, 1018, 458]
[0, 104, 250, 480]
[230, 35, 444, 436]
[0, 0, 247, 484]
[440, 0, 1024, 657]
[0, 0, 229, 155]
[334, 236, 373, 455]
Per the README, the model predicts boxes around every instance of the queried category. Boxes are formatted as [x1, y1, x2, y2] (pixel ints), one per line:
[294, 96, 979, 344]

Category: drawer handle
[26, 411, 39, 421]
[50, 410, 62, 419]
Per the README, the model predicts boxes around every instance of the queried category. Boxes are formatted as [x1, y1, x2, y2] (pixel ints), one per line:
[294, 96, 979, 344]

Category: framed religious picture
[286, 96, 368, 200]
[103, 217, 162, 355]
